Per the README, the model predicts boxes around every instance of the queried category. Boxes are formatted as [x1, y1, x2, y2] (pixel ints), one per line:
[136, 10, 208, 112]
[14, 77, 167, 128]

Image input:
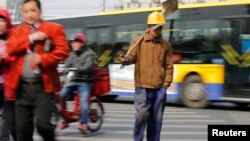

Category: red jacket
[0, 9, 15, 101]
[6, 21, 69, 94]
[2, 56, 16, 101]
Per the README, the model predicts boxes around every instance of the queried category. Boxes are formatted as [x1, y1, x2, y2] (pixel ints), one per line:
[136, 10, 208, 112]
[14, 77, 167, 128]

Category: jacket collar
[144, 32, 164, 43]
[31, 22, 41, 29]
[73, 46, 87, 56]
[22, 20, 43, 30]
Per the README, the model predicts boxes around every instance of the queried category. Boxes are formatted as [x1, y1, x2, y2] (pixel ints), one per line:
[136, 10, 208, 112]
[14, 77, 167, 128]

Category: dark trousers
[0, 89, 9, 141]
[0, 87, 16, 141]
[5, 101, 16, 141]
[134, 87, 166, 141]
[15, 81, 58, 141]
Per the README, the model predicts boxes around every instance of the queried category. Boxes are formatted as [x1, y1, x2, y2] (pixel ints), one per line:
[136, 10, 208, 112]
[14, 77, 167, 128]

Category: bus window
[85, 29, 98, 53]
[113, 24, 145, 63]
[86, 27, 113, 67]
[179, 20, 220, 41]
[171, 19, 221, 64]
[85, 29, 97, 44]
[98, 28, 112, 44]
[115, 24, 145, 42]
[65, 28, 83, 38]
[240, 19, 250, 53]
[112, 42, 130, 64]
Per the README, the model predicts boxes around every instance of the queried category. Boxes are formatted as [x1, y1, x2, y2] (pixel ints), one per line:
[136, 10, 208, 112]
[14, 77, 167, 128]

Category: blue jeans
[134, 87, 166, 141]
[60, 82, 92, 124]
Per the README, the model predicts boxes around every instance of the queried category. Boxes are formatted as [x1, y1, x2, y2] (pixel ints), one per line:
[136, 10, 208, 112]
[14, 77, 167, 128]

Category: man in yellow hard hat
[119, 11, 173, 141]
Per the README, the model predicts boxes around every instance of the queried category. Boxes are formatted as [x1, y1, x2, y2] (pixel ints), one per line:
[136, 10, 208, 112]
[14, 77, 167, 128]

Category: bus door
[220, 17, 250, 101]
[85, 26, 114, 68]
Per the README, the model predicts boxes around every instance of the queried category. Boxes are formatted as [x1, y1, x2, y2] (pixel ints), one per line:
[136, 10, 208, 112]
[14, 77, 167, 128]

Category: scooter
[55, 67, 110, 133]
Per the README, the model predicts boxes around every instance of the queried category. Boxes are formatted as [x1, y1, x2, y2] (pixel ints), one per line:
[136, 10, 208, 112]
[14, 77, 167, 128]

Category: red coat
[6, 21, 69, 94]
[2, 56, 16, 101]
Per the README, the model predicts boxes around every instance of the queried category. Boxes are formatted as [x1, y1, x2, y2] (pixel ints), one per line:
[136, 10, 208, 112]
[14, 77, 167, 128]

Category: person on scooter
[60, 33, 96, 133]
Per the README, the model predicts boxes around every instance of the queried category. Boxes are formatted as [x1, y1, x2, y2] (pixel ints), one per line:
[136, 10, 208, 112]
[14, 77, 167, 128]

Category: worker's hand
[118, 54, 127, 65]
[164, 82, 170, 89]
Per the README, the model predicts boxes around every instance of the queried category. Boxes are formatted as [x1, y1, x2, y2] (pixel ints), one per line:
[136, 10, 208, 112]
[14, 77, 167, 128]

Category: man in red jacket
[6, 0, 69, 141]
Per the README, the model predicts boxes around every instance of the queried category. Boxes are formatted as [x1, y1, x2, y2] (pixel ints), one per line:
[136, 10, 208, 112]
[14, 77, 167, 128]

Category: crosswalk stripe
[104, 107, 188, 111]
[105, 111, 197, 114]
[105, 114, 210, 118]
[103, 124, 207, 128]
[67, 105, 186, 112]
[55, 124, 206, 130]
[103, 104, 187, 108]
[35, 138, 206, 141]
[103, 131, 206, 135]
[35, 137, 206, 141]
[39, 131, 207, 136]
[104, 118, 226, 122]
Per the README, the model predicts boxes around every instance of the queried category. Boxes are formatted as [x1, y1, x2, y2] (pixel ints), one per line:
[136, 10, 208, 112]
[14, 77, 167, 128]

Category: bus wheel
[181, 75, 209, 109]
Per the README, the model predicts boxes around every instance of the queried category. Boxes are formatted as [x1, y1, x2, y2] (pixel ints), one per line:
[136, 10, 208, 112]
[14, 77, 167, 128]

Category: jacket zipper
[150, 42, 154, 86]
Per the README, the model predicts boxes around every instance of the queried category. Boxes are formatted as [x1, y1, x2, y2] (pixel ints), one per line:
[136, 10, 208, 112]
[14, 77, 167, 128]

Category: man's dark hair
[22, 0, 41, 10]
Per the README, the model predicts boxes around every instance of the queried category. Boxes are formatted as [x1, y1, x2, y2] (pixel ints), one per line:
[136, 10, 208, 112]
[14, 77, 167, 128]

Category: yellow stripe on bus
[100, 0, 250, 15]
[173, 64, 224, 84]
[178, 0, 250, 9]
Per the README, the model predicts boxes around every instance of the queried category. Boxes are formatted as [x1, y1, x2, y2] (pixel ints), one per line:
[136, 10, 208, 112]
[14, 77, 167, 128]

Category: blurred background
[0, 0, 242, 22]
[1, 1, 250, 141]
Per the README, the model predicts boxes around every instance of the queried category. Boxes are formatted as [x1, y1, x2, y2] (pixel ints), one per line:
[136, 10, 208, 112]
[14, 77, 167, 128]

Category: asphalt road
[31, 100, 250, 141]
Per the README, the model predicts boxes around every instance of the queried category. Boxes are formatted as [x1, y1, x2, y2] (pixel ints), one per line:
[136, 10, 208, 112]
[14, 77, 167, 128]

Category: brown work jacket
[127, 32, 174, 88]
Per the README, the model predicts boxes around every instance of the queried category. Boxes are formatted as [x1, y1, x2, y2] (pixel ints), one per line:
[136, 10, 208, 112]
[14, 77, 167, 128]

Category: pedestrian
[0, 8, 16, 141]
[59, 33, 96, 133]
[118, 11, 174, 141]
[5, 0, 69, 141]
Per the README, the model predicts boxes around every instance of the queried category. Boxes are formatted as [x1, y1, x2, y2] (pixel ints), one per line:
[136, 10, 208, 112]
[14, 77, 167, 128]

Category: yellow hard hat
[147, 11, 166, 25]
